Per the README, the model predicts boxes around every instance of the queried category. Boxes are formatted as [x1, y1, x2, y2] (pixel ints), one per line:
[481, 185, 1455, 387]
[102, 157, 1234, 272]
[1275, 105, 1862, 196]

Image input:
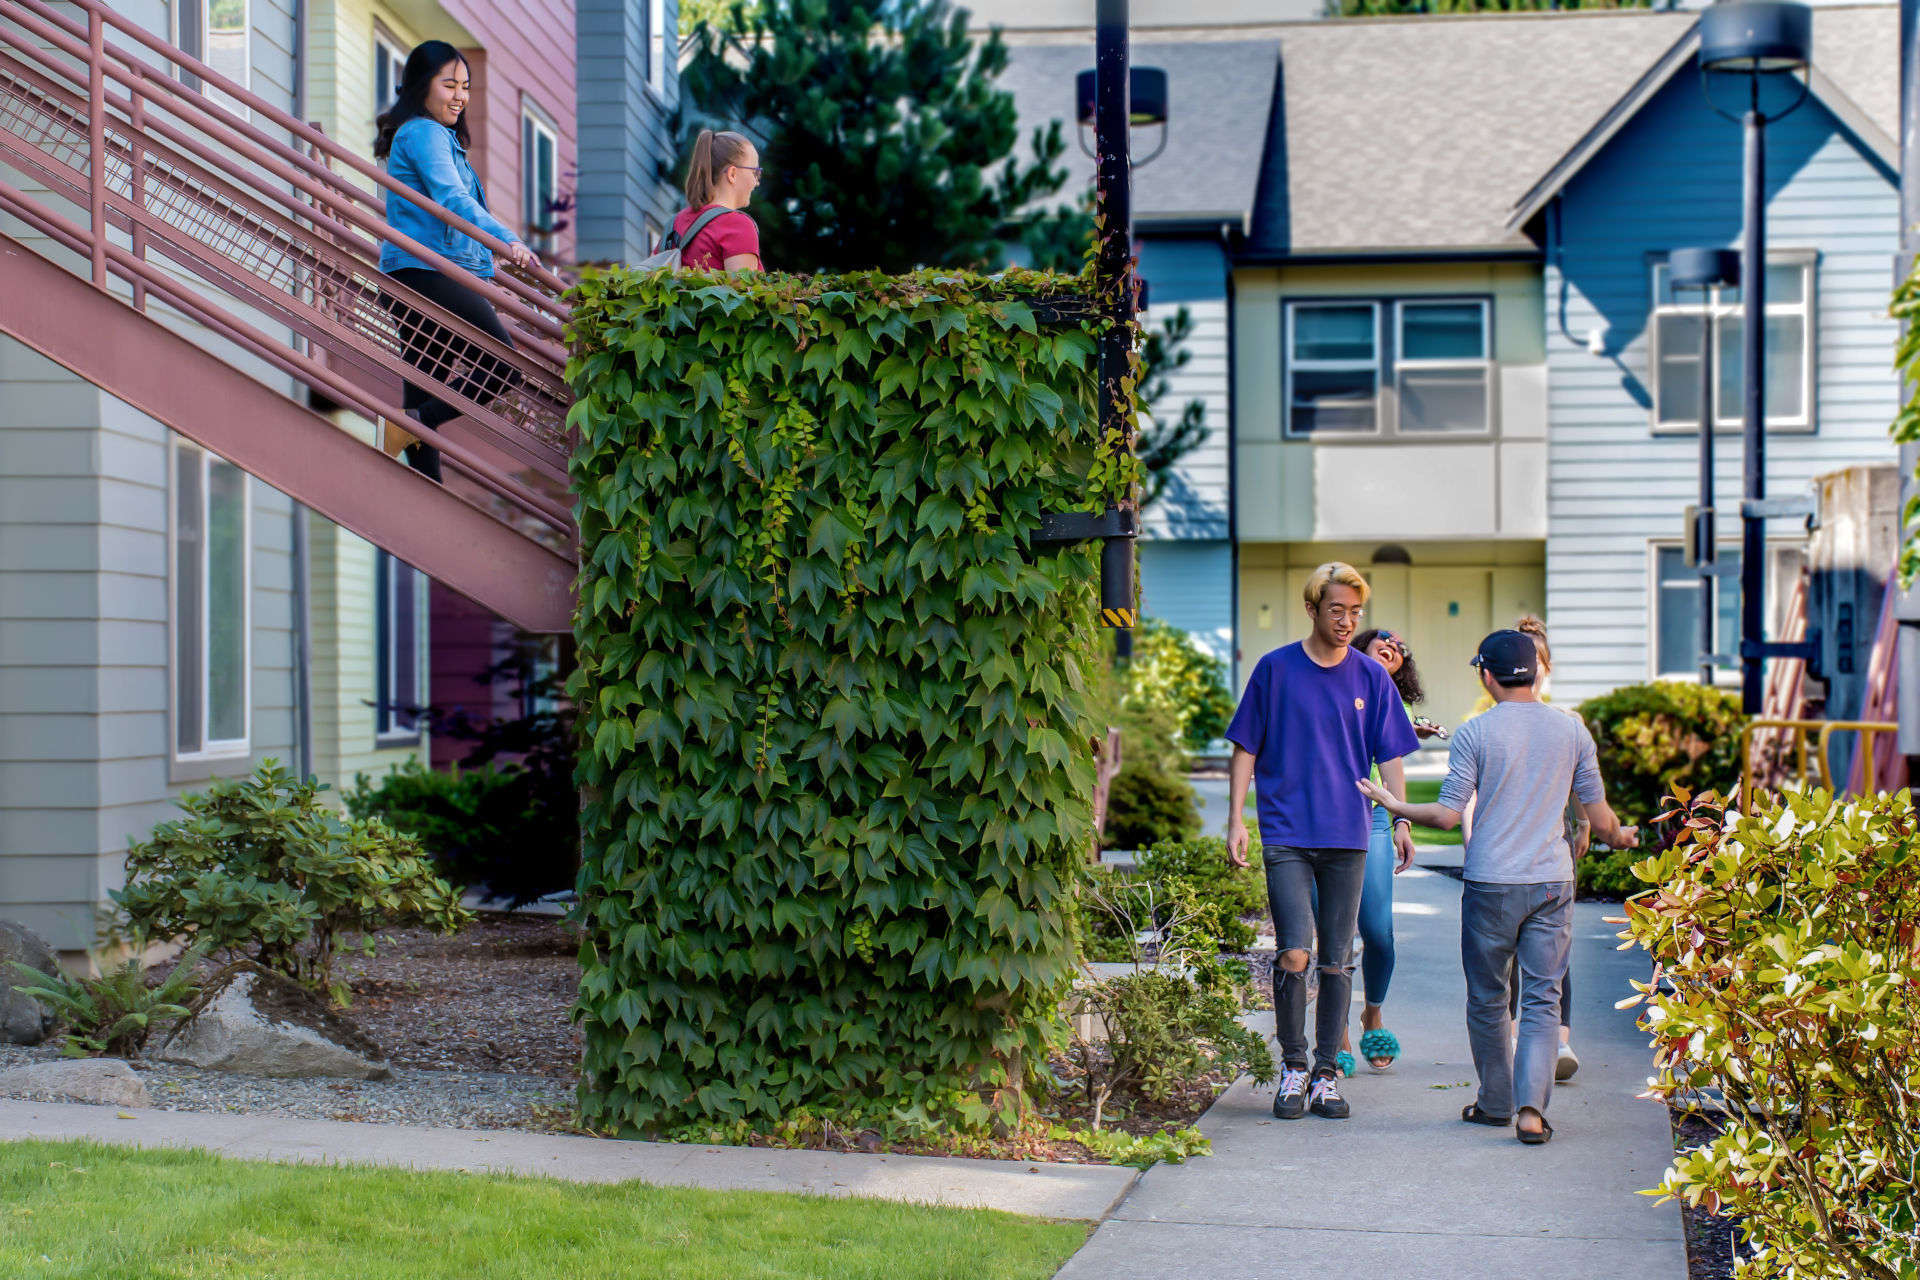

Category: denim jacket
[379, 116, 520, 278]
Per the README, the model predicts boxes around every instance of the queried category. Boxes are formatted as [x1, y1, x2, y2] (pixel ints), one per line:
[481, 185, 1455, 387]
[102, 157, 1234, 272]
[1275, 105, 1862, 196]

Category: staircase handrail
[5, 0, 572, 333]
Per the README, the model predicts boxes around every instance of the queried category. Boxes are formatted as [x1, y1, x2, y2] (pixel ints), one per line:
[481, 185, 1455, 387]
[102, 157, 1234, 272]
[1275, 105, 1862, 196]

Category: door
[1410, 567, 1494, 730]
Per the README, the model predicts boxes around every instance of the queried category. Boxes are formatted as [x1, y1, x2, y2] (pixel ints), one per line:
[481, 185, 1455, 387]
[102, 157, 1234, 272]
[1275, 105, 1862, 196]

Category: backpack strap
[666, 205, 738, 251]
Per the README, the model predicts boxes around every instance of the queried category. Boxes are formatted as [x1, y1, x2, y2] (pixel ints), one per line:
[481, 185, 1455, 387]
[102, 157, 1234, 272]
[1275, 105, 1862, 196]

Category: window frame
[1393, 297, 1493, 437]
[520, 101, 560, 252]
[1283, 299, 1383, 439]
[1646, 537, 1809, 683]
[1648, 251, 1817, 436]
[374, 550, 425, 745]
[169, 439, 253, 763]
[645, 0, 668, 96]
[373, 27, 408, 119]
[174, 0, 252, 115]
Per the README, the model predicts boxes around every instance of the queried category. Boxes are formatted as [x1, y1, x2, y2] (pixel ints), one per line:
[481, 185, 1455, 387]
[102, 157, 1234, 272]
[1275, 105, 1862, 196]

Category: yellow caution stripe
[1101, 607, 1136, 627]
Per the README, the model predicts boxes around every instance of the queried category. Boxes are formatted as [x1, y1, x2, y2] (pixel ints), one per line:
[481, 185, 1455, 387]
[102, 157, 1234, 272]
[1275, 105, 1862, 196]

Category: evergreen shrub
[1624, 787, 1920, 1279]
[1102, 765, 1200, 852]
[566, 267, 1122, 1134]
[1577, 682, 1746, 829]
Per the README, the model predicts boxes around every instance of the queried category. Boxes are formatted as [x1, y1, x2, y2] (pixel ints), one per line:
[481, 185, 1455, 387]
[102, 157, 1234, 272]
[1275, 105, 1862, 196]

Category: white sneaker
[1555, 1040, 1580, 1082]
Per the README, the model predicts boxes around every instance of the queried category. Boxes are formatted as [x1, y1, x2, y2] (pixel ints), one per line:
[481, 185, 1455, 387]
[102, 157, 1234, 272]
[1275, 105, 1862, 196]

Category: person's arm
[1377, 755, 1418, 871]
[722, 253, 763, 272]
[1357, 776, 1463, 831]
[402, 122, 523, 249]
[1227, 746, 1255, 869]
[718, 213, 762, 273]
[1579, 798, 1636, 850]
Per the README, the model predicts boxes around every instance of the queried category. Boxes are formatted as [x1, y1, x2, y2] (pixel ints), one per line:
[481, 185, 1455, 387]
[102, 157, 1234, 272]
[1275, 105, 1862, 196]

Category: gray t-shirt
[1439, 701, 1603, 884]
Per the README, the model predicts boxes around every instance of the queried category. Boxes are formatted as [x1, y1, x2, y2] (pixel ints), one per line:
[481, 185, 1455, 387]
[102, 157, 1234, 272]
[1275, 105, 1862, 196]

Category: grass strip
[0, 1139, 1088, 1280]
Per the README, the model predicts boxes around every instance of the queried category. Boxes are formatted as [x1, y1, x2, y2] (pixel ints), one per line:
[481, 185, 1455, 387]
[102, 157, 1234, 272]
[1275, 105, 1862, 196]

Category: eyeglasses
[1318, 606, 1364, 623]
[1376, 630, 1408, 655]
[733, 164, 764, 175]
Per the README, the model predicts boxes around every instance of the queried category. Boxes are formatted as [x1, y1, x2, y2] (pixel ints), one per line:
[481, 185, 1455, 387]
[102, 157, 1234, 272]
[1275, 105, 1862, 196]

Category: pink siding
[443, 0, 577, 263]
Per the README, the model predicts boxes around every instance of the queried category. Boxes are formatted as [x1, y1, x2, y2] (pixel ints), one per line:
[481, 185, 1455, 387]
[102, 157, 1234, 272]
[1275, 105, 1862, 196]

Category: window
[1651, 541, 1808, 679]
[375, 551, 423, 741]
[172, 440, 250, 758]
[644, 0, 668, 92]
[1285, 302, 1380, 435]
[1651, 256, 1814, 432]
[174, 0, 250, 116]
[1396, 300, 1490, 433]
[521, 107, 559, 252]
[374, 31, 408, 117]
[644, 218, 662, 254]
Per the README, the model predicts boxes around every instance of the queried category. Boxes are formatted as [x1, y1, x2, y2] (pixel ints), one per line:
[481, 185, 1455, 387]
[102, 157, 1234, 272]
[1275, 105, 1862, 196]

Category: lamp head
[1075, 66, 1170, 127]
[1698, 1, 1812, 75]
[1668, 247, 1742, 292]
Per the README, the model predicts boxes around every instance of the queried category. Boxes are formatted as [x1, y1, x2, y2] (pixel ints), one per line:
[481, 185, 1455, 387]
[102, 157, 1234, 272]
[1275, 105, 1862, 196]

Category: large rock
[0, 1058, 151, 1107]
[0, 919, 60, 1045]
[157, 963, 391, 1080]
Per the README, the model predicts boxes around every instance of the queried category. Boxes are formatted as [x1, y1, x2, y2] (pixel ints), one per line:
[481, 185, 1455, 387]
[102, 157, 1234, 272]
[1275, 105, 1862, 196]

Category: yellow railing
[1738, 718, 1898, 810]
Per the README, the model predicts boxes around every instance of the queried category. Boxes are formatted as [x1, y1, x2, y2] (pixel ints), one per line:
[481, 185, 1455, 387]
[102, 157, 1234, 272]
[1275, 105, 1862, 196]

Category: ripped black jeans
[1263, 844, 1366, 1076]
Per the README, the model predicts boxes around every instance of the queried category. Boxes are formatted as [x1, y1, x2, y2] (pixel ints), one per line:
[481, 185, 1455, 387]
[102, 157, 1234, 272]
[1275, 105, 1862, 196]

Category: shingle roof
[998, 7, 1899, 257]
[996, 36, 1283, 228]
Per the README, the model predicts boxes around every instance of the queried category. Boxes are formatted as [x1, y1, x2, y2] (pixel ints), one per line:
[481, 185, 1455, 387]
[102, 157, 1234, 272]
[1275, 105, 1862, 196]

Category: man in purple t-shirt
[1226, 562, 1420, 1121]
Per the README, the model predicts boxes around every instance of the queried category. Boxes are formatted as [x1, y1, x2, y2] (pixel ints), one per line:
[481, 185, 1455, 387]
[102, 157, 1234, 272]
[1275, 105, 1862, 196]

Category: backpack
[637, 206, 737, 272]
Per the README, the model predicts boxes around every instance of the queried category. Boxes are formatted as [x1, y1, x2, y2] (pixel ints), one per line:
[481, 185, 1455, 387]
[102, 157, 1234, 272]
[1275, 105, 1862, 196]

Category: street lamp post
[1698, 0, 1813, 714]
[1093, 0, 1136, 637]
[1670, 246, 1741, 687]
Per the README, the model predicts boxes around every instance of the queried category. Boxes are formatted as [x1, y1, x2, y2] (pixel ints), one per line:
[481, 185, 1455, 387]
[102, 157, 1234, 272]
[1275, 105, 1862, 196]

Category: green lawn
[0, 1140, 1087, 1280]
[1244, 778, 1461, 848]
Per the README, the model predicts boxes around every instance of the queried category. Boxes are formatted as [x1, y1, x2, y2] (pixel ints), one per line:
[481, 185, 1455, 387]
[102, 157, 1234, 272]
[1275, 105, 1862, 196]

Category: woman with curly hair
[1337, 627, 1446, 1073]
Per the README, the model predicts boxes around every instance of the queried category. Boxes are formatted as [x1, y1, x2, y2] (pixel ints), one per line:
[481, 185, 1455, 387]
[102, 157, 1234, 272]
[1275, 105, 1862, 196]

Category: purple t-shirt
[1226, 642, 1421, 850]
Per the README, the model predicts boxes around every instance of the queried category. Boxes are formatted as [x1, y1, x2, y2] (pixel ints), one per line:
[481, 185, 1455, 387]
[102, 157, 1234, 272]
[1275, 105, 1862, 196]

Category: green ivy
[565, 266, 1118, 1135]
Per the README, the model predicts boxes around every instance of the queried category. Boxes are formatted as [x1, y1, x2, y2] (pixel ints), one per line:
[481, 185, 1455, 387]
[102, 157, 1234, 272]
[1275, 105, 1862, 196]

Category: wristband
[1392, 817, 1413, 829]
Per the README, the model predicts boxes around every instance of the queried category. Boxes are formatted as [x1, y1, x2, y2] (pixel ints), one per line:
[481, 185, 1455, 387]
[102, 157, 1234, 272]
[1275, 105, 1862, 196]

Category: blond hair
[1302, 561, 1370, 609]
[684, 129, 754, 207]
[1516, 615, 1551, 673]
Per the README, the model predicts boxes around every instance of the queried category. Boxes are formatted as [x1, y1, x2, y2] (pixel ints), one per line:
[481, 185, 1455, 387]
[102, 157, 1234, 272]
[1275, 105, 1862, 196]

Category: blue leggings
[1308, 804, 1397, 1008]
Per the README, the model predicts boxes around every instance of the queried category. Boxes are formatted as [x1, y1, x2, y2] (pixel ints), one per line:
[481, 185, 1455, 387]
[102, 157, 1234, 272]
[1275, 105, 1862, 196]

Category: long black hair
[1353, 627, 1425, 705]
[373, 40, 470, 160]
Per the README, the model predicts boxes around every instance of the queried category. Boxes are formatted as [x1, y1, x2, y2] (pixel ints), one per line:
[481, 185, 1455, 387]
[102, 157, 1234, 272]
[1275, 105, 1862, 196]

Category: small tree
[114, 762, 471, 1001]
[682, 0, 1071, 273]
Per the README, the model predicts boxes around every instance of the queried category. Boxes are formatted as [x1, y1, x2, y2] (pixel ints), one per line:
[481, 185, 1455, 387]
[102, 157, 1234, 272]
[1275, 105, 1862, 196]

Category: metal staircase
[0, 0, 577, 631]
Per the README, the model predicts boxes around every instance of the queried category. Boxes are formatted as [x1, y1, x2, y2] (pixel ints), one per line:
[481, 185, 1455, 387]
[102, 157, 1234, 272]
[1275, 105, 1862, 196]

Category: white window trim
[1284, 300, 1382, 439]
[373, 27, 408, 117]
[520, 103, 560, 245]
[647, 0, 668, 94]
[1649, 253, 1816, 436]
[1646, 537, 1806, 683]
[1394, 297, 1493, 437]
[374, 551, 425, 745]
[170, 440, 253, 762]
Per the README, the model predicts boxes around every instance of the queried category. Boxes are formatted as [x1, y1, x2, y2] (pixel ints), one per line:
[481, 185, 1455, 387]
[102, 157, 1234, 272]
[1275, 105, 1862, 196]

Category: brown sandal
[1517, 1111, 1554, 1144]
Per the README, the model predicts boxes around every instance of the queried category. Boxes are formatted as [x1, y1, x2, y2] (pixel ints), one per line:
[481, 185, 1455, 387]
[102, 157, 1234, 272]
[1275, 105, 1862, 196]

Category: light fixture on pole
[1698, 0, 1814, 714]
[1669, 246, 1741, 687]
[1075, 65, 1169, 165]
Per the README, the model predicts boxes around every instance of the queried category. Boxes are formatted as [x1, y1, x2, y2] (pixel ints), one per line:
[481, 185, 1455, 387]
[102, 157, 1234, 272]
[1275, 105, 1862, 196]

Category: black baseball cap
[1470, 630, 1538, 688]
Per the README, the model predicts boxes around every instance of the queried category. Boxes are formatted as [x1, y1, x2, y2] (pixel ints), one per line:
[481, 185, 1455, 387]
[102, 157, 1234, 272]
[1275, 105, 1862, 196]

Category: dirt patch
[1671, 1107, 1748, 1280]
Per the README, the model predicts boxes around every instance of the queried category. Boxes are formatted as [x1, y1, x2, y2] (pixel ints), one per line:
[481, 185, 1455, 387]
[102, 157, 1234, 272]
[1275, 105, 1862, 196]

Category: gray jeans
[1263, 845, 1366, 1076]
[1461, 879, 1573, 1119]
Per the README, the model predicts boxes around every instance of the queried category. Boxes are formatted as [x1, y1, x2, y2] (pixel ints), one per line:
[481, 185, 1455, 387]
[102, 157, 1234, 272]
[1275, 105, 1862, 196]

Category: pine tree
[681, 0, 1071, 273]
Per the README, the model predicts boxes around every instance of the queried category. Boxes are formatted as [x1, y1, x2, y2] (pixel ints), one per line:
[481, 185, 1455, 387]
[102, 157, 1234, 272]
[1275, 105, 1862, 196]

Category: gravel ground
[0, 1041, 575, 1132]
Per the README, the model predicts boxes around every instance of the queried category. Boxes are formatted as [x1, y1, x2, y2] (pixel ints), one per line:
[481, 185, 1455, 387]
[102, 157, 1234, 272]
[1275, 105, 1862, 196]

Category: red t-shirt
[671, 204, 760, 270]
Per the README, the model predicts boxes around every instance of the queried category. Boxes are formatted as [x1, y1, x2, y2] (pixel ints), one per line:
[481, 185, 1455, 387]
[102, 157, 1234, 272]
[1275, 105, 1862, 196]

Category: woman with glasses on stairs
[374, 40, 537, 482]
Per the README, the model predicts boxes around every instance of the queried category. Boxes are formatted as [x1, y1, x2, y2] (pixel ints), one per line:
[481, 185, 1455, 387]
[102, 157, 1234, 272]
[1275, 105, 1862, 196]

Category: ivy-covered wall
[566, 269, 1108, 1134]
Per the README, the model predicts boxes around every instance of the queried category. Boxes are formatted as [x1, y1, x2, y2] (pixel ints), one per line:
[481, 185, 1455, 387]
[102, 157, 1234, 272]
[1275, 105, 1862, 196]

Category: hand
[1393, 823, 1416, 873]
[505, 241, 538, 270]
[1226, 819, 1250, 870]
[1354, 777, 1391, 807]
[1615, 825, 1639, 849]
[1572, 828, 1592, 861]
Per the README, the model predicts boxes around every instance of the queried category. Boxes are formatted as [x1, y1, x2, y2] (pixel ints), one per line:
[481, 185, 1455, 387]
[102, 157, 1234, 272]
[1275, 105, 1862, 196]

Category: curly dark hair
[1353, 628, 1425, 705]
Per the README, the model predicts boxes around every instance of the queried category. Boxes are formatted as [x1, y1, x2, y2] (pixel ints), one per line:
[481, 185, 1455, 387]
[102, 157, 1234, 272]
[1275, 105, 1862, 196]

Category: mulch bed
[321, 912, 1228, 1162]
[1671, 1107, 1750, 1280]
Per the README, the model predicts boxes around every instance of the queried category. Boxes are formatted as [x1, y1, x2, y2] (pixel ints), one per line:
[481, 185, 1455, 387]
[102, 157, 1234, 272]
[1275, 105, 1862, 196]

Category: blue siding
[1543, 71, 1899, 703]
[1139, 540, 1233, 665]
[575, 0, 681, 264]
[1138, 237, 1230, 541]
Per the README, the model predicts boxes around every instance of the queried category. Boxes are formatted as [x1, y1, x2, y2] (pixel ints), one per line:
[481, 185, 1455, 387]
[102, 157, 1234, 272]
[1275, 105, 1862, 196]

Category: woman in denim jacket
[373, 40, 536, 481]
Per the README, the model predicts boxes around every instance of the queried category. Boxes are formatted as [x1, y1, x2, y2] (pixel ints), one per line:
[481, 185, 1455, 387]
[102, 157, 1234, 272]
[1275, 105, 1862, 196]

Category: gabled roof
[996, 35, 1282, 229]
[1506, 4, 1899, 234]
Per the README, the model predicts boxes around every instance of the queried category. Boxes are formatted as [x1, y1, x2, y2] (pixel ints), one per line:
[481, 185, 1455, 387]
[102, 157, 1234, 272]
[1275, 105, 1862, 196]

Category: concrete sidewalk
[0, 1099, 1135, 1220]
[1056, 867, 1686, 1279]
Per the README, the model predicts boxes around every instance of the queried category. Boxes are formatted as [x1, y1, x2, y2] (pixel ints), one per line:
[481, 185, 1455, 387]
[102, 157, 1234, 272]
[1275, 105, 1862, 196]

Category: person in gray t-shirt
[1358, 630, 1636, 1145]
